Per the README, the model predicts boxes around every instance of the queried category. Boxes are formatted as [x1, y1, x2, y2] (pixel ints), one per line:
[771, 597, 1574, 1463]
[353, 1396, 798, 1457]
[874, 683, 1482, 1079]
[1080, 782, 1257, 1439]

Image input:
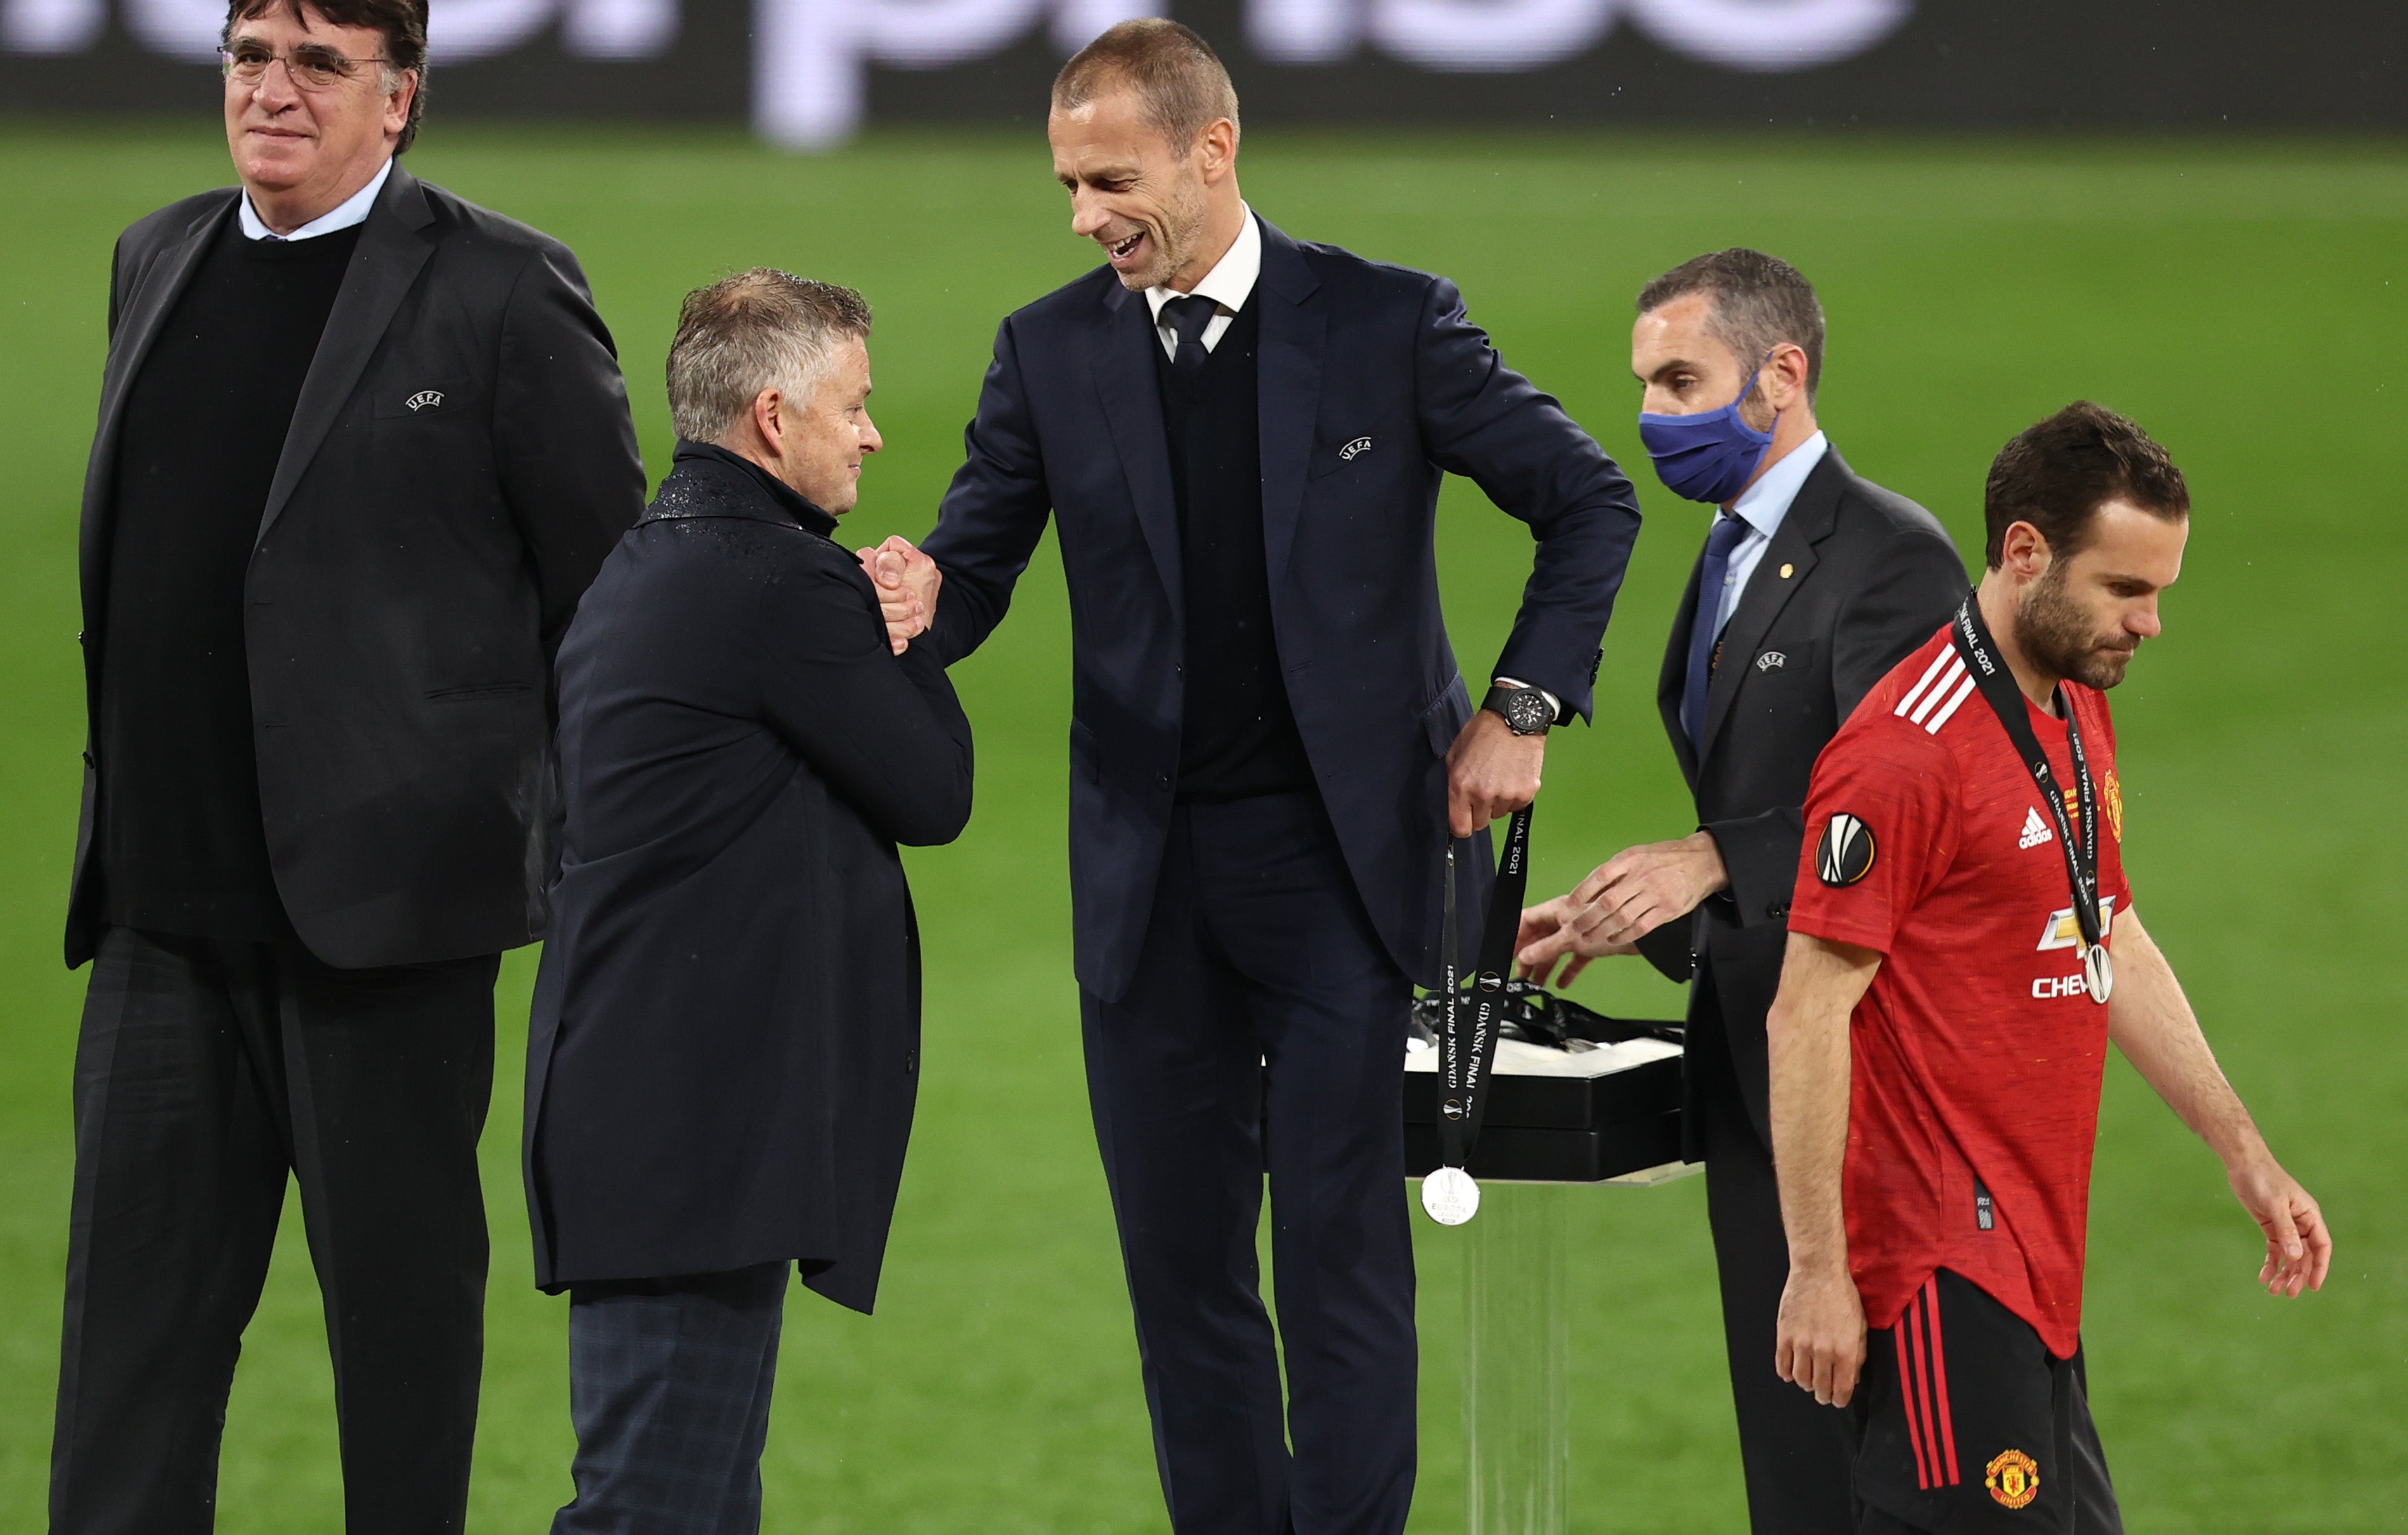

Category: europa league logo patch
[1816, 813, 1875, 887]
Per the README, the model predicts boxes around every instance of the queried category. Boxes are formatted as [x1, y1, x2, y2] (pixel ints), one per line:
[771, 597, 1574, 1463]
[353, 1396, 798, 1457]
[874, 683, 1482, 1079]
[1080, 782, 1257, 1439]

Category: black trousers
[1081, 791, 1418, 1535]
[552, 1262, 793, 1535]
[1692, 971, 1859, 1535]
[1853, 1271, 2120, 1535]
[51, 926, 498, 1535]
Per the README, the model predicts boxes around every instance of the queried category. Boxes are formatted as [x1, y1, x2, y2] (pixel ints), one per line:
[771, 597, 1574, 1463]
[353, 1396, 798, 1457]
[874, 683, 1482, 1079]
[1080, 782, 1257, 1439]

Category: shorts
[1851, 1269, 2122, 1535]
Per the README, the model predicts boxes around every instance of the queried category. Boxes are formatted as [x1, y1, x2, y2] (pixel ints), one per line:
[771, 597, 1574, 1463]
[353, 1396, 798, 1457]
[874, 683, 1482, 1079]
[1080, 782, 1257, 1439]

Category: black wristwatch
[1482, 682, 1555, 736]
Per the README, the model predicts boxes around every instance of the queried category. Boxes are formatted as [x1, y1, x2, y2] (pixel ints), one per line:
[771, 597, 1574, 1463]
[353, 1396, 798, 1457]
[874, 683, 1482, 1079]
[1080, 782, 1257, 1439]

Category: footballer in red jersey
[1763, 404, 2329, 1535]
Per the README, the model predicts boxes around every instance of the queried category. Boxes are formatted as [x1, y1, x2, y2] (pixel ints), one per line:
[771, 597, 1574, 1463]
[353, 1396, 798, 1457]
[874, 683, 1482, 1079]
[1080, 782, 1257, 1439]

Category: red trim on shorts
[1907, 1295, 1943, 1488]
[1921, 1278, 1960, 1485]
[1895, 1319, 1934, 1490]
[1894, 1276, 1962, 1491]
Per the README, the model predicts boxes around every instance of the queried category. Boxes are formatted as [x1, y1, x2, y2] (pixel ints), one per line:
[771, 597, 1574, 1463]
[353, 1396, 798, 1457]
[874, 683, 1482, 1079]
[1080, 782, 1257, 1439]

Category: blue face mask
[1638, 357, 1777, 505]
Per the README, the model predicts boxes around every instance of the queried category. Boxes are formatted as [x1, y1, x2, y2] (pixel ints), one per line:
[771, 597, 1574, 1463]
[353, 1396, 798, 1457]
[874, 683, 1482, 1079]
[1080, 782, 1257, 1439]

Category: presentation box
[1403, 1025, 1697, 1186]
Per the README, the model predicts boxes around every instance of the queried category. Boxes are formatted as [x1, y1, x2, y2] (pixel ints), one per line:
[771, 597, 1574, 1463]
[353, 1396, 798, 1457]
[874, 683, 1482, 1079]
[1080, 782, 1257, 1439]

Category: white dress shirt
[1710, 430, 1830, 638]
[1144, 205, 1262, 359]
[238, 157, 392, 242]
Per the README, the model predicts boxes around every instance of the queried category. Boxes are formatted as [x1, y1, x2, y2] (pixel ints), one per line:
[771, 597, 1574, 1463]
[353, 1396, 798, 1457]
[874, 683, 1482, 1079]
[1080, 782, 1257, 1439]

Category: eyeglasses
[219, 42, 391, 92]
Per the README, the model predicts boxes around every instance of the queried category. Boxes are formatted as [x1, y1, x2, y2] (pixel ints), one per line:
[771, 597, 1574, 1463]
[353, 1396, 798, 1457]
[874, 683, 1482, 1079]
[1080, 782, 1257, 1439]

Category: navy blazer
[523, 449, 973, 1310]
[922, 217, 1641, 997]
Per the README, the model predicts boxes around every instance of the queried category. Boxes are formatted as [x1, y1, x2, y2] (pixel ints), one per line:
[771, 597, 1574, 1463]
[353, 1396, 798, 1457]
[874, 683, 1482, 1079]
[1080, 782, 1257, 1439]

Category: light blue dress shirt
[237, 157, 391, 242]
[1709, 430, 1829, 638]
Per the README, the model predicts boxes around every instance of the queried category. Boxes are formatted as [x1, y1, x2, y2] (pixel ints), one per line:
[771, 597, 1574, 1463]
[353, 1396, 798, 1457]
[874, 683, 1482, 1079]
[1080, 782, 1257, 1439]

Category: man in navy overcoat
[525, 271, 972, 1534]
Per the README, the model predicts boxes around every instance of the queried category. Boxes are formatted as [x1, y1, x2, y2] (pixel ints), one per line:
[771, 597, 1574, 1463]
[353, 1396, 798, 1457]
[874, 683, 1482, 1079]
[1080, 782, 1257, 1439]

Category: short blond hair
[1052, 18, 1239, 150]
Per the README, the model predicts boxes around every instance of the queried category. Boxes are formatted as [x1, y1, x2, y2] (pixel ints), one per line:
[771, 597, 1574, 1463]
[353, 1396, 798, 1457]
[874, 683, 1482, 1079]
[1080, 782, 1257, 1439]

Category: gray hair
[666, 269, 873, 445]
[1636, 249, 1827, 403]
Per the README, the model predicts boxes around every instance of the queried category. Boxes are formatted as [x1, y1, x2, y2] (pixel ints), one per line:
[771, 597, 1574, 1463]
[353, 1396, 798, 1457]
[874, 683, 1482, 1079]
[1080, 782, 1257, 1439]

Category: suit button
[1155, 772, 1172, 792]
[1768, 902, 1789, 919]
[904, 1050, 918, 1075]
[81, 749, 94, 768]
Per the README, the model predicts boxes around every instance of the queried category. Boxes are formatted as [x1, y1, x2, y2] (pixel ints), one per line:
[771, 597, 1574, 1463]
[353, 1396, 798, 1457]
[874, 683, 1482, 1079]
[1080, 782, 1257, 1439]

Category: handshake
[853, 535, 943, 655]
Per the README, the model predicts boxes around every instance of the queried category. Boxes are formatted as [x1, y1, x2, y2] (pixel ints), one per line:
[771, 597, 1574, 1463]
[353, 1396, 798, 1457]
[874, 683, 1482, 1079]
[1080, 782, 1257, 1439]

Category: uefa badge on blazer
[1816, 813, 1875, 887]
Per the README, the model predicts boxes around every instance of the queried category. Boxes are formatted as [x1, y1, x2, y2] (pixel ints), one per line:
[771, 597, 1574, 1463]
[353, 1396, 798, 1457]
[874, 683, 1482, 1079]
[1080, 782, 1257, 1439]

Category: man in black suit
[870, 22, 1640, 1534]
[1518, 250, 1965, 1535]
[523, 269, 972, 1535]
[53, 1, 643, 1527]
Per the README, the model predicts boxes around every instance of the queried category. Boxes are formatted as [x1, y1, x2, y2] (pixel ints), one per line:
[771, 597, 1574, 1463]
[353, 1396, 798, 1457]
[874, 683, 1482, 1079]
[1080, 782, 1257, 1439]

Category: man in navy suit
[879, 21, 1640, 1534]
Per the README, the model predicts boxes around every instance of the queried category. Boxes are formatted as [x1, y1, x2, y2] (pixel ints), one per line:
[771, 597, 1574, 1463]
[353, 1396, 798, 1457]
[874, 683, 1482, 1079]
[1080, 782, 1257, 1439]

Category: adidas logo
[2017, 807, 2055, 850]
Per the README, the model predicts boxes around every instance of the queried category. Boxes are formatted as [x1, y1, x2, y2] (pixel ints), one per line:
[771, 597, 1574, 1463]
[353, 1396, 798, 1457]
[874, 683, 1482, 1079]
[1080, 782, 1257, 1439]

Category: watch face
[1503, 690, 1551, 734]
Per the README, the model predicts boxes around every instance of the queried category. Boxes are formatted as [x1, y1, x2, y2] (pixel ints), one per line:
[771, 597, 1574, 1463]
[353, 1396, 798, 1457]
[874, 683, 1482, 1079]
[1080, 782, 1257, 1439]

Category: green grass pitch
[0, 122, 2402, 1532]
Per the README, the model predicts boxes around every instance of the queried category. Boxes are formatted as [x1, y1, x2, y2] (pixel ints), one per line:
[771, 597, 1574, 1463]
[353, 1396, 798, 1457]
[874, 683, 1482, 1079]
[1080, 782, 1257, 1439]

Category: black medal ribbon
[1437, 803, 1535, 1169]
[1948, 594, 2113, 1004]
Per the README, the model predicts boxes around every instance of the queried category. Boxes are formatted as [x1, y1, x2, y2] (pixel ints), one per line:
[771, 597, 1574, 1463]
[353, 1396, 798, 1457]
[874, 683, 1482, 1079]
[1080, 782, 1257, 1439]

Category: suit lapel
[82, 193, 238, 624]
[1088, 280, 1182, 624]
[1253, 219, 1323, 595]
[1659, 543, 1706, 787]
[1698, 448, 1848, 762]
[257, 163, 436, 545]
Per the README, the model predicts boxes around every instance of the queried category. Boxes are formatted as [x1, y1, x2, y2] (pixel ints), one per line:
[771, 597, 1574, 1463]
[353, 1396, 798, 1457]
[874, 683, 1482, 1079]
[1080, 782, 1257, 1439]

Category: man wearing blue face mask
[1517, 250, 1966, 1535]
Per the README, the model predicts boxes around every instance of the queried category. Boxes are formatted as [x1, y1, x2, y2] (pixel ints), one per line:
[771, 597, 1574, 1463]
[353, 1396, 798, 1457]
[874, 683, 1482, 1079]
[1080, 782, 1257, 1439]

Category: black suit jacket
[1633, 447, 1965, 1146]
[522, 449, 974, 1310]
[921, 216, 1641, 997]
[67, 164, 644, 970]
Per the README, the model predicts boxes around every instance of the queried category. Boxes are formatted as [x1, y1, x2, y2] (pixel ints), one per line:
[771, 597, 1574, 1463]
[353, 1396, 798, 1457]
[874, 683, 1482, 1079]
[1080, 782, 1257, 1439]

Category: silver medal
[2083, 943, 2114, 1005]
[1421, 1166, 1481, 1226]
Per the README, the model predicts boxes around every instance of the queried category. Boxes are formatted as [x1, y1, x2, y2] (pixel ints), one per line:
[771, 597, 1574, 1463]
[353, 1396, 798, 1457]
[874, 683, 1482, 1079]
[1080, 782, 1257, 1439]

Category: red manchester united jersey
[1788, 624, 2130, 1359]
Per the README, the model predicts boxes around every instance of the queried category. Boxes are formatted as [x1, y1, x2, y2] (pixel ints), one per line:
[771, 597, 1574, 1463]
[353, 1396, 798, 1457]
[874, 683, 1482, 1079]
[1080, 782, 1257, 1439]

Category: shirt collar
[240, 157, 392, 242]
[1145, 205, 1262, 323]
[1726, 429, 1830, 540]
[671, 440, 839, 538]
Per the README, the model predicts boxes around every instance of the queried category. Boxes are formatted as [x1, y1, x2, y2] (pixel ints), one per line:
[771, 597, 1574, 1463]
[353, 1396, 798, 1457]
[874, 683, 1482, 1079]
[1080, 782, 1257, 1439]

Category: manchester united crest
[1985, 1448, 2040, 1510]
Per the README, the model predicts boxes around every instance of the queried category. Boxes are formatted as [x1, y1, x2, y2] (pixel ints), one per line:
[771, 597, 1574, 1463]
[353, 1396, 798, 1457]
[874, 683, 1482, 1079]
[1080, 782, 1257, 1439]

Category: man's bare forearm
[2105, 907, 2333, 1296]
[1767, 934, 1883, 1271]
[2106, 908, 2267, 1169]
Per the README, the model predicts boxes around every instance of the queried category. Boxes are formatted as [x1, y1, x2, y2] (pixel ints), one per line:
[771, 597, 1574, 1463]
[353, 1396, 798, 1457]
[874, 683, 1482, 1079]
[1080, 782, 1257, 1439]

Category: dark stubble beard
[2015, 564, 2138, 691]
[1132, 173, 1208, 291]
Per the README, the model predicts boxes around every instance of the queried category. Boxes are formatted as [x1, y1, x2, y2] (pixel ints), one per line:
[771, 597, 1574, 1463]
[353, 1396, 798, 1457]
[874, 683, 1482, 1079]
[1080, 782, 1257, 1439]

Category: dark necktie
[1163, 294, 1219, 377]
[1682, 512, 1752, 752]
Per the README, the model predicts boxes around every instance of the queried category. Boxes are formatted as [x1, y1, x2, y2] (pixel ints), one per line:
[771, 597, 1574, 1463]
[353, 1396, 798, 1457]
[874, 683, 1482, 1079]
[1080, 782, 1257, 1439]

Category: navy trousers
[1081, 790, 1418, 1535]
[553, 1262, 792, 1535]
